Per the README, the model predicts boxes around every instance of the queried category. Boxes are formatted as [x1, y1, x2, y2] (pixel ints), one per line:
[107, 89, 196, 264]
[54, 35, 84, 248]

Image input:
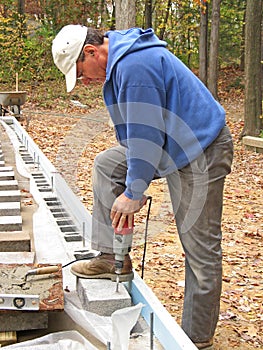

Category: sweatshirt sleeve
[117, 85, 167, 200]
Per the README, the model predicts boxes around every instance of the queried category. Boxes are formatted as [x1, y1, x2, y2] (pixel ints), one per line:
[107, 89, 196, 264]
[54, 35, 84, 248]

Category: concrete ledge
[77, 278, 131, 316]
[0, 167, 13, 172]
[0, 231, 31, 252]
[0, 251, 35, 264]
[0, 180, 18, 190]
[0, 172, 15, 181]
[243, 136, 263, 153]
[0, 215, 22, 231]
[0, 202, 20, 216]
[0, 190, 20, 202]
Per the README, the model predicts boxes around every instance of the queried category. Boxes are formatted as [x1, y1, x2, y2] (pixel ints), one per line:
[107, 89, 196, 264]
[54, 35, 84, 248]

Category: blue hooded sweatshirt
[103, 28, 226, 200]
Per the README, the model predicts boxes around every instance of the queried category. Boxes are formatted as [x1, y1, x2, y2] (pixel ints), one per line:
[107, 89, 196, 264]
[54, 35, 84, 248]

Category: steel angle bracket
[0, 293, 40, 311]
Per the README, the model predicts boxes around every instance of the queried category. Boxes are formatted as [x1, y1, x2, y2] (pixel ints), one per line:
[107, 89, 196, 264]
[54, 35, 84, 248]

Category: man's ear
[83, 44, 96, 57]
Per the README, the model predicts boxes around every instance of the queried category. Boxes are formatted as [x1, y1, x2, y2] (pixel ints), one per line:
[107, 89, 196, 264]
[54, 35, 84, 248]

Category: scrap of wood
[243, 136, 263, 148]
[0, 331, 17, 346]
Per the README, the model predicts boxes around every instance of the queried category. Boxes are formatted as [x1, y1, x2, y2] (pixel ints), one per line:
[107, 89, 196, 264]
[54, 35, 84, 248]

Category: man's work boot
[70, 252, 134, 282]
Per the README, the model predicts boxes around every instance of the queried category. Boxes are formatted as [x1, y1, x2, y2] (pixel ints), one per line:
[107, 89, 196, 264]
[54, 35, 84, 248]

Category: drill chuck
[113, 218, 134, 276]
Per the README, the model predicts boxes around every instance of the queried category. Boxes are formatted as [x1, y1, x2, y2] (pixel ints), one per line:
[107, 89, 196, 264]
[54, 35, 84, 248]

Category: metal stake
[150, 311, 154, 349]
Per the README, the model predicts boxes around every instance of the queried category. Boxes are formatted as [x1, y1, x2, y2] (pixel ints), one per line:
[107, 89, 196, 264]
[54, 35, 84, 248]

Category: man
[52, 25, 233, 349]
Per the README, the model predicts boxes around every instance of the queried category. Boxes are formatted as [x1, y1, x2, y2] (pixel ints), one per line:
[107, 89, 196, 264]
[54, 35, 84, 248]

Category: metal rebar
[150, 311, 154, 349]
[82, 221, 85, 246]
[51, 175, 54, 192]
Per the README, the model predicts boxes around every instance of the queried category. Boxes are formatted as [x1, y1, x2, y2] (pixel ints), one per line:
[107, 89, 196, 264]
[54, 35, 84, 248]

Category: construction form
[0, 115, 197, 349]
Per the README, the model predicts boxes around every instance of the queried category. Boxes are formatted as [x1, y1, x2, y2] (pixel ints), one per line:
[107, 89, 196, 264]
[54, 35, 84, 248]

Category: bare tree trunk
[18, 0, 25, 14]
[242, 0, 263, 137]
[207, 0, 221, 100]
[199, 0, 208, 85]
[159, 0, 172, 40]
[239, 6, 246, 71]
[145, 0, 152, 28]
[115, 0, 136, 30]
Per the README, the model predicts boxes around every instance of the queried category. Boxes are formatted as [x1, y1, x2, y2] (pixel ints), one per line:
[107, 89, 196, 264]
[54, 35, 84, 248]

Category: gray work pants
[91, 125, 233, 342]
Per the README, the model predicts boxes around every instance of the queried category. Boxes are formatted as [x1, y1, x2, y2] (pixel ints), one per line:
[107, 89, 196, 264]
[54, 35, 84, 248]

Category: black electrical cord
[141, 196, 152, 279]
[62, 256, 97, 268]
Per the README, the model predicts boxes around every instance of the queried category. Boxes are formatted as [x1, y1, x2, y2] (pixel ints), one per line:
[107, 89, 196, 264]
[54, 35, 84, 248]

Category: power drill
[113, 195, 148, 292]
[113, 216, 134, 292]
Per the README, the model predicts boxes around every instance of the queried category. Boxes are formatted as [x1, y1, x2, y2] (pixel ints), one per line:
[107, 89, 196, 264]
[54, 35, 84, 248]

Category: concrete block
[0, 216, 22, 231]
[0, 180, 18, 190]
[0, 191, 20, 202]
[31, 173, 45, 179]
[0, 311, 48, 331]
[0, 167, 13, 172]
[35, 182, 49, 186]
[0, 203, 20, 216]
[0, 231, 31, 252]
[0, 172, 15, 181]
[53, 212, 70, 218]
[38, 187, 52, 192]
[64, 233, 82, 242]
[77, 278, 132, 316]
[0, 251, 35, 264]
[56, 219, 74, 226]
[59, 225, 78, 233]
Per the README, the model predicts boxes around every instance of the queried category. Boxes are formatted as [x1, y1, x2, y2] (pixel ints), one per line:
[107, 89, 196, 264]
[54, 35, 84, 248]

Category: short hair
[78, 28, 104, 62]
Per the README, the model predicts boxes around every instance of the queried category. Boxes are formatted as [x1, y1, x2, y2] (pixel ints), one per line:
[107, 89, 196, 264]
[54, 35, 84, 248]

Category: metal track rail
[0, 116, 197, 350]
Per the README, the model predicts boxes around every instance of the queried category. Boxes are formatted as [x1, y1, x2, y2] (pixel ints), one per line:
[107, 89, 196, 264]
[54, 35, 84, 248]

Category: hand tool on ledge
[24, 265, 59, 281]
[113, 195, 151, 293]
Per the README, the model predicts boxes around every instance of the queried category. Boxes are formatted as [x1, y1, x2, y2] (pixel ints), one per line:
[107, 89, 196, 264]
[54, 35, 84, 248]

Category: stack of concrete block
[0, 142, 30, 252]
[0, 134, 43, 337]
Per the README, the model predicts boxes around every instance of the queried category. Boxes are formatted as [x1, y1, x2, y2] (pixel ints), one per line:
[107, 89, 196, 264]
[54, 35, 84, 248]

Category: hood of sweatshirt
[104, 28, 167, 81]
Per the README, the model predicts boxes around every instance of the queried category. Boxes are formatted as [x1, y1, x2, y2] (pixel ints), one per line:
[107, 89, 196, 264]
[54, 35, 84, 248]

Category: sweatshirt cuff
[124, 189, 143, 201]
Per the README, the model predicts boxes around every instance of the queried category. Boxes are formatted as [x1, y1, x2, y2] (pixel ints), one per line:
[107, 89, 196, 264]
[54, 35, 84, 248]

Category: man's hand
[110, 193, 146, 231]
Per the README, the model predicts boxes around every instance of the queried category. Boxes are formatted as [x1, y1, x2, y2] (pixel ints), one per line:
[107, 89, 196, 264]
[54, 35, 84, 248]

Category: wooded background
[0, 0, 262, 137]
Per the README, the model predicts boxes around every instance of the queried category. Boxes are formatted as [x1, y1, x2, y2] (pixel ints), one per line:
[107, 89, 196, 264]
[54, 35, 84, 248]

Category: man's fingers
[115, 214, 134, 231]
[127, 214, 134, 229]
[116, 215, 127, 231]
[110, 209, 116, 221]
[111, 194, 145, 230]
[111, 211, 122, 228]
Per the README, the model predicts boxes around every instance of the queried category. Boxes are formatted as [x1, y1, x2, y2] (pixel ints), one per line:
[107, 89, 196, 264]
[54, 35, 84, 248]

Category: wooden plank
[243, 136, 263, 148]
[0, 331, 17, 346]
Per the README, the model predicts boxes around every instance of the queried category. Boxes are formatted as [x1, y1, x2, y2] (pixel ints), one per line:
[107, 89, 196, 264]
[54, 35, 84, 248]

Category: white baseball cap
[52, 25, 88, 92]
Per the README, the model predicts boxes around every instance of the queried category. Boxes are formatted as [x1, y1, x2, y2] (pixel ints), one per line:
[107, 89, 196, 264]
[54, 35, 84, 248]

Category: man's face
[76, 45, 106, 86]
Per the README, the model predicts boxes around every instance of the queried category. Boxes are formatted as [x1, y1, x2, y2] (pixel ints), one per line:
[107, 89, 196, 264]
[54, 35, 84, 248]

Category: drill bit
[115, 261, 122, 293]
[116, 274, 120, 293]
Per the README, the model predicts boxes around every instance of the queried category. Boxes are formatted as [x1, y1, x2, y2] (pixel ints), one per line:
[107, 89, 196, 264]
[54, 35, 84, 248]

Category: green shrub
[0, 14, 60, 87]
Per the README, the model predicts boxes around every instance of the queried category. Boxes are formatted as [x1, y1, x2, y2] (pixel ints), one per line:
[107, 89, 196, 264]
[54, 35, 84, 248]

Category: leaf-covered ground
[19, 70, 262, 349]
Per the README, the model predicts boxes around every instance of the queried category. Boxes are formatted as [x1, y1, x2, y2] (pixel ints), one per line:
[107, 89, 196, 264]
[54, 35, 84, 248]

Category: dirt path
[22, 96, 263, 349]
